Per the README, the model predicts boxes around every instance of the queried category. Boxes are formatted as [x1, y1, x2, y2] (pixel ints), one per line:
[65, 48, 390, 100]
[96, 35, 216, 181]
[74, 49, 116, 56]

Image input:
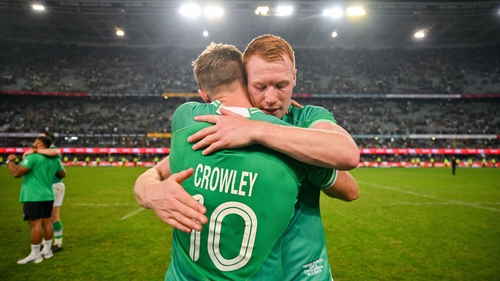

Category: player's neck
[216, 87, 253, 108]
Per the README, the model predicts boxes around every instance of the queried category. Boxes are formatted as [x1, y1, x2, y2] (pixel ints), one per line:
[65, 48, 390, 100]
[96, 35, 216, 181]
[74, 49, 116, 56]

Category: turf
[0, 166, 499, 280]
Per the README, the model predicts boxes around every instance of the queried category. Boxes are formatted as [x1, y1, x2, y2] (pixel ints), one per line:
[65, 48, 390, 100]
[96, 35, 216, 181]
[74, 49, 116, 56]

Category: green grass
[1, 167, 499, 280]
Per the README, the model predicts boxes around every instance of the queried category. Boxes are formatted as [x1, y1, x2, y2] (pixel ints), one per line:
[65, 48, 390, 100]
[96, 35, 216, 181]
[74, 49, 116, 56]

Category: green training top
[18, 153, 64, 202]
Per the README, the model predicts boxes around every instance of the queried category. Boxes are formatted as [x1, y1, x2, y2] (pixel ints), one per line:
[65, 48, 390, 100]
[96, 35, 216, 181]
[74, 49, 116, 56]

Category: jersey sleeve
[287, 105, 337, 128]
[304, 166, 338, 189]
[19, 154, 38, 170]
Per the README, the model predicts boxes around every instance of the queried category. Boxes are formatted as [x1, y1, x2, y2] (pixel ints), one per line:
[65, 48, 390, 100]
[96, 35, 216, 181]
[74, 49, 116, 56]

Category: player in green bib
[7, 136, 66, 264]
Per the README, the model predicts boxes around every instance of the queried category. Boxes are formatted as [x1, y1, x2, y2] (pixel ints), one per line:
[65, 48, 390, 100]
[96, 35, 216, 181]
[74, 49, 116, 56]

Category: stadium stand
[1, 42, 499, 167]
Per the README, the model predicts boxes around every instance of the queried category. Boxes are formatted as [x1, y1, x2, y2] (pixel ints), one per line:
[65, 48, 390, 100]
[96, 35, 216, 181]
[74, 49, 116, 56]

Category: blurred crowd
[1, 41, 499, 162]
[0, 95, 498, 149]
[1, 41, 499, 95]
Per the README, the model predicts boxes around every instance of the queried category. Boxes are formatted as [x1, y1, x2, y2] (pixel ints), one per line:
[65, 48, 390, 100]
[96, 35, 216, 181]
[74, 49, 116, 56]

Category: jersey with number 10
[166, 101, 337, 281]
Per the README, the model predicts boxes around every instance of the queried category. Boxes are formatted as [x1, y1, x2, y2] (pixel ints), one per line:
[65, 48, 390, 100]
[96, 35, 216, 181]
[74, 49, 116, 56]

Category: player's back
[166, 101, 331, 281]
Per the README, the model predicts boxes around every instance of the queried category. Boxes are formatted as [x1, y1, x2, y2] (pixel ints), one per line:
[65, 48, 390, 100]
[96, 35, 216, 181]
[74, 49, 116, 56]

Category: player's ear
[198, 89, 211, 103]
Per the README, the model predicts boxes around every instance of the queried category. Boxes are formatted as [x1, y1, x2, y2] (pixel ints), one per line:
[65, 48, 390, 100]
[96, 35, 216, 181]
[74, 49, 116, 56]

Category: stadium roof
[0, 0, 499, 49]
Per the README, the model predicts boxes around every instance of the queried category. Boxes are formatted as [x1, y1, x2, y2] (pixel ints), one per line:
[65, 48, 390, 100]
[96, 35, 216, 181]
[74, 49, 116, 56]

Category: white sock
[31, 244, 41, 256]
[43, 239, 52, 251]
[54, 237, 63, 247]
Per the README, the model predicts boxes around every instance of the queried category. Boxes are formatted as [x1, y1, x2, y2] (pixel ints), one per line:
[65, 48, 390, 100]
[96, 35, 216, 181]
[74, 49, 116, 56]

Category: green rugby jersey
[18, 153, 64, 202]
[281, 105, 338, 281]
[166, 101, 337, 281]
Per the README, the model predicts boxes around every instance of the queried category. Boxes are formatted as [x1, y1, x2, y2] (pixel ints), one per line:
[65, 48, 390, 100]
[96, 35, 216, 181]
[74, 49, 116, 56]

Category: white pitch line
[73, 203, 136, 206]
[358, 180, 500, 213]
[121, 208, 145, 220]
[388, 202, 500, 206]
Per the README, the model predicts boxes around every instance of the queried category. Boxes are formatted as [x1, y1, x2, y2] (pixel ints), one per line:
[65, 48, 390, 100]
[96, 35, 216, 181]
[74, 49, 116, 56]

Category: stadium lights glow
[331, 31, 338, 38]
[276, 5, 293, 17]
[346, 6, 366, 16]
[180, 3, 200, 18]
[324, 8, 343, 18]
[255, 6, 269, 16]
[203, 30, 208, 37]
[204, 6, 223, 19]
[116, 30, 124, 36]
[414, 31, 425, 38]
[33, 4, 45, 11]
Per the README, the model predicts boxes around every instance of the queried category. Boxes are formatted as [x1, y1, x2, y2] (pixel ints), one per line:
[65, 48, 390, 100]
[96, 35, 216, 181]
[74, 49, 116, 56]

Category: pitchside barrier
[1, 147, 497, 168]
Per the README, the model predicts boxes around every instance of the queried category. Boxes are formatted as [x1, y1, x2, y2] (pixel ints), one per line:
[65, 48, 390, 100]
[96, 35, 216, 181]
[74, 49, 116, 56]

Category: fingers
[165, 217, 203, 233]
[188, 126, 217, 143]
[170, 167, 194, 183]
[193, 114, 219, 124]
[290, 99, 304, 108]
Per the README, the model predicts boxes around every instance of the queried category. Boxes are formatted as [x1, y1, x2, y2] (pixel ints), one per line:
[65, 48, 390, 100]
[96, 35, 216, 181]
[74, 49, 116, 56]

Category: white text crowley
[194, 164, 258, 197]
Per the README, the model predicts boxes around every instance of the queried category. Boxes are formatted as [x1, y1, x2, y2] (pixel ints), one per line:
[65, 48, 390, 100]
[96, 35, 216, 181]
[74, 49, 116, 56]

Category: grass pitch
[1, 166, 499, 280]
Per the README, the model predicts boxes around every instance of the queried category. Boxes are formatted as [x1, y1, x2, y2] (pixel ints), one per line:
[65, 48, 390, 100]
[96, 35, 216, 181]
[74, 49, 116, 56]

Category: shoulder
[250, 109, 291, 126]
[171, 101, 219, 133]
[285, 104, 336, 127]
[20, 153, 42, 167]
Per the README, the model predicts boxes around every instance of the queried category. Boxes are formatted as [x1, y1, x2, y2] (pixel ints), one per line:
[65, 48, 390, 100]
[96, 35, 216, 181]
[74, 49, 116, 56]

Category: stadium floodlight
[116, 30, 124, 36]
[414, 31, 425, 38]
[204, 5, 223, 19]
[32, 4, 45, 11]
[276, 5, 293, 17]
[255, 6, 269, 16]
[331, 31, 338, 38]
[180, 3, 200, 18]
[346, 6, 366, 16]
[323, 8, 342, 18]
[203, 30, 208, 37]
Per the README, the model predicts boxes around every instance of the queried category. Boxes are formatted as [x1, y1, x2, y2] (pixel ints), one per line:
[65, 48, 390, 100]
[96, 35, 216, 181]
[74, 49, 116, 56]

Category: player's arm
[322, 171, 359, 201]
[189, 108, 359, 170]
[56, 168, 66, 179]
[23, 147, 60, 158]
[133, 161, 207, 233]
[6, 154, 29, 178]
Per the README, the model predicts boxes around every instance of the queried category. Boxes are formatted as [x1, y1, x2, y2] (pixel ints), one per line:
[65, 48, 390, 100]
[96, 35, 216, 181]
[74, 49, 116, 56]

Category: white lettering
[248, 173, 258, 197]
[209, 167, 219, 191]
[194, 164, 203, 187]
[201, 165, 211, 189]
[219, 169, 233, 193]
[191, 164, 258, 198]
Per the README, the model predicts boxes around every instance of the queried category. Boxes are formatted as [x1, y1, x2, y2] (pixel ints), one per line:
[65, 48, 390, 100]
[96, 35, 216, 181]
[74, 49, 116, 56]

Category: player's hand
[145, 168, 208, 233]
[290, 99, 304, 108]
[188, 107, 259, 155]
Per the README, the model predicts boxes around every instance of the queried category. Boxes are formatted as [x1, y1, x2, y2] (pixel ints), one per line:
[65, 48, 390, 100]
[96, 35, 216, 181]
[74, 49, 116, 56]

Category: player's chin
[264, 109, 281, 117]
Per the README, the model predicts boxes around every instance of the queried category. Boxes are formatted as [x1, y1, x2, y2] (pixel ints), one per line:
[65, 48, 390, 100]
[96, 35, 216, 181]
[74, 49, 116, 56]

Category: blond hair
[192, 42, 246, 95]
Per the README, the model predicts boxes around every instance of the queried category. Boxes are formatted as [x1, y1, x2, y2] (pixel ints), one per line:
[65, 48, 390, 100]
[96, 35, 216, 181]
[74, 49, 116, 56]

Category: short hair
[36, 136, 52, 149]
[243, 34, 295, 71]
[192, 42, 246, 95]
[40, 131, 55, 145]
